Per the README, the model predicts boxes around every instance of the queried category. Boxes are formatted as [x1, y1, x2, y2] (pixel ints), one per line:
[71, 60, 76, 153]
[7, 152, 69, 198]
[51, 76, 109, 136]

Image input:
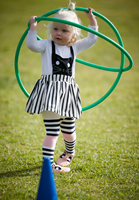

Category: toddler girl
[25, 2, 98, 173]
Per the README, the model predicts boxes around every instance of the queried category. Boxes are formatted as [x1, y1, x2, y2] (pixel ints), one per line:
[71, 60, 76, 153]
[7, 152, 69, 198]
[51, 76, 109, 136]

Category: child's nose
[57, 31, 61, 35]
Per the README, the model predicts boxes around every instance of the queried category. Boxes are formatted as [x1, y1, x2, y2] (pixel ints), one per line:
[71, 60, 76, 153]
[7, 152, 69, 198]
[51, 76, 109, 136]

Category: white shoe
[56, 151, 75, 167]
[51, 163, 70, 173]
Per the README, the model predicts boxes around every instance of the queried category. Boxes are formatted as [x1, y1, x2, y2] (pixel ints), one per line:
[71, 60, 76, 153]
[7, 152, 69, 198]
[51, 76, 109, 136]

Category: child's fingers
[29, 16, 37, 24]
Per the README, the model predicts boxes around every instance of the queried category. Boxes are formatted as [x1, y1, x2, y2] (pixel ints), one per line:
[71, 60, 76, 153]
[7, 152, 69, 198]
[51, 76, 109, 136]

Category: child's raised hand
[86, 8, 97, 26]
[29, 16, 37, 25]
[29, 16, 37, 30]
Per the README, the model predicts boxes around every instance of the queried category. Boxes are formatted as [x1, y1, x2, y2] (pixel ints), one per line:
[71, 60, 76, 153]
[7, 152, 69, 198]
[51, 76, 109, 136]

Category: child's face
[51, 22, 73, 46]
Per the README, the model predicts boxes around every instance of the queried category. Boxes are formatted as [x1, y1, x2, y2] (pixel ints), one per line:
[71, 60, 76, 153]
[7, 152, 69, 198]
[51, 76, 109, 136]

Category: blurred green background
[0, 0, 139, 199]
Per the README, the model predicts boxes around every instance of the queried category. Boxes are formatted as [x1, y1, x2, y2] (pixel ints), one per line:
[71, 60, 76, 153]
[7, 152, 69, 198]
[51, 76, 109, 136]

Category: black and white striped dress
[25, 74, 82, 119]
[25, 41, 82, 119]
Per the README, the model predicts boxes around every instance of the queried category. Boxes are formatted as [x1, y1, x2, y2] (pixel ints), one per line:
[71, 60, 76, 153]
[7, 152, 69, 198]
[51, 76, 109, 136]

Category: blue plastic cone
[36, 157, 58, 200]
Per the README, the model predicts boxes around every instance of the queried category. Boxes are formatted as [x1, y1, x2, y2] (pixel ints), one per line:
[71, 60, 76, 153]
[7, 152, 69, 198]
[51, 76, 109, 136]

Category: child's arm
[27, 16, 46, 53]
[86, 8, 98, 26]
[73, 8, 98, 55]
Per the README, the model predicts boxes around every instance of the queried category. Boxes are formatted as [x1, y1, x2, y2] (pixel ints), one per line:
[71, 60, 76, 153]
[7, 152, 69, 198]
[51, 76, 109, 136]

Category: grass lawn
[0, 0, 139, 199]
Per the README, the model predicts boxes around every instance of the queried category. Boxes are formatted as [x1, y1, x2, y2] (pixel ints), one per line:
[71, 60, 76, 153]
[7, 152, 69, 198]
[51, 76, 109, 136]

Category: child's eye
[54, 28, 58, 31]
[63, 30, 67, 32]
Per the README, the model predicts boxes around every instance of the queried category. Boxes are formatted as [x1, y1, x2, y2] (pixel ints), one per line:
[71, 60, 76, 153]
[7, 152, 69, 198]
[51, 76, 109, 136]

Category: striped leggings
[42, 111, 76, 164]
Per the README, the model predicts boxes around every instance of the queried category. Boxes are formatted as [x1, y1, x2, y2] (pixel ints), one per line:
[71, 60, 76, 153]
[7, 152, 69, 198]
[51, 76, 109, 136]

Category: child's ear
[70, 34, 76, 43]
[70, 38, 76, 43]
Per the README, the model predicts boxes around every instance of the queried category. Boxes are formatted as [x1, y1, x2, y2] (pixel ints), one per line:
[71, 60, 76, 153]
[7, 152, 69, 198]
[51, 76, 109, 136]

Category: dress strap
[52, 41, 55, 54]
[70, 45, 74, 58]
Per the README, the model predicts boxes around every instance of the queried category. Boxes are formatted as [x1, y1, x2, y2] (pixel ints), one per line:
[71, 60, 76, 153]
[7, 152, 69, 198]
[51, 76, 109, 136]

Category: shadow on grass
[0, 164, 42, 178]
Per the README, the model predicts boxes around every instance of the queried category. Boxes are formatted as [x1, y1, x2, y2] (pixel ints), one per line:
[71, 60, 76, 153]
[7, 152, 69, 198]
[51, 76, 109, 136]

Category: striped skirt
[25, 74, 82, 119]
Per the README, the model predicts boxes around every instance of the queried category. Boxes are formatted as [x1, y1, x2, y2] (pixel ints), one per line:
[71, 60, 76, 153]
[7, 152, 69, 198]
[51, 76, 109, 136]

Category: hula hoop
[14, 7, 133, 111]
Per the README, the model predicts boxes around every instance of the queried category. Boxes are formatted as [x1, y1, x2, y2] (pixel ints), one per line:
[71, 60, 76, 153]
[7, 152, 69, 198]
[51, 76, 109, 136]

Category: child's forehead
[53, 22, 71, 29]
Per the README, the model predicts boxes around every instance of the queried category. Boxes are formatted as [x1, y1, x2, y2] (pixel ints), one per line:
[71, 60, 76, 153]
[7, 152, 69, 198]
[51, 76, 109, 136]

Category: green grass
[0, 0, 139, 199]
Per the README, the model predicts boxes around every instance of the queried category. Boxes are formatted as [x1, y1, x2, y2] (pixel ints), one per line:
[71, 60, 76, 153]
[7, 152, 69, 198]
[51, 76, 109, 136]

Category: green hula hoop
[14, 7, 133, 112]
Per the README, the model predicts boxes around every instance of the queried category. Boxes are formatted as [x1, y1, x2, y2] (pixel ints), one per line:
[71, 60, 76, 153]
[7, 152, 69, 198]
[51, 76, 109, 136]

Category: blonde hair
[46, 2, 82, 46]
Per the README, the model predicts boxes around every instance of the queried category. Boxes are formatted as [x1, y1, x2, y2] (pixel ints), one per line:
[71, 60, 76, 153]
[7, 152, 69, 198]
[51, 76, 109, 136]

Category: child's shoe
[51, 162, 70, 173]
[56, 151, 75, 167]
